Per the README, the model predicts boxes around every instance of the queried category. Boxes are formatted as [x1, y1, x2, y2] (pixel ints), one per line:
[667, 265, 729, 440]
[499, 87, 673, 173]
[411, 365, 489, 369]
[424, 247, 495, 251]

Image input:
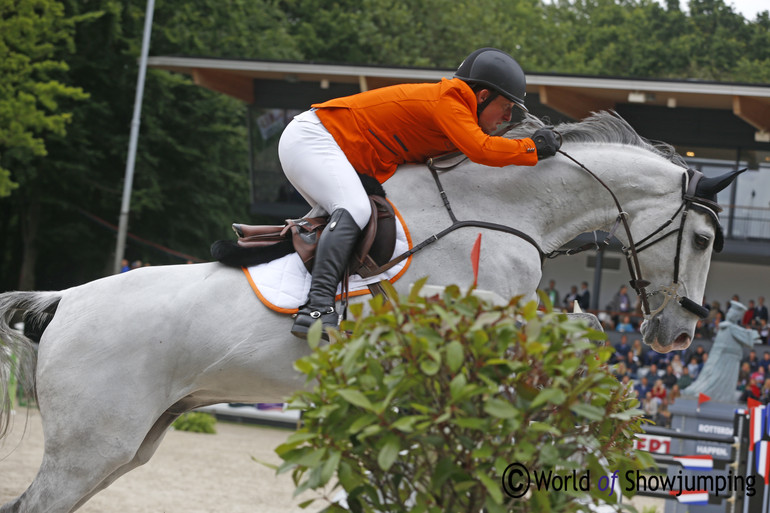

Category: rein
[368, 154, 546, 277]
[369, 147, 711, 322]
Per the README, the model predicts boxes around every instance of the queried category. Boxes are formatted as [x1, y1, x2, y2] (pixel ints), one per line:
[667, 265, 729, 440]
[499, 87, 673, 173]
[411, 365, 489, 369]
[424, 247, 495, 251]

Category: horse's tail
[0, 290, 62, 438]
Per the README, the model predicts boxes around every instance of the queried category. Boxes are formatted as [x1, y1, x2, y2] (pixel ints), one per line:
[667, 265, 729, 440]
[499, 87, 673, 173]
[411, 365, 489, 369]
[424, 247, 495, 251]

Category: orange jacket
[313, 78, 538, 183]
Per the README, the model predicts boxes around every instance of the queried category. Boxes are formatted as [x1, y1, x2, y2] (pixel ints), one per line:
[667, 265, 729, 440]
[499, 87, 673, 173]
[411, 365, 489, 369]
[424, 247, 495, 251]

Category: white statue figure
[683, 300, 761, 402]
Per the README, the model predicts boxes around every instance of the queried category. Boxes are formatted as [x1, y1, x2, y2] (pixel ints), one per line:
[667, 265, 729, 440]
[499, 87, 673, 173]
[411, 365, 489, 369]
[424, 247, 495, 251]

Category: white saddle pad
[244, 205, 412, 313]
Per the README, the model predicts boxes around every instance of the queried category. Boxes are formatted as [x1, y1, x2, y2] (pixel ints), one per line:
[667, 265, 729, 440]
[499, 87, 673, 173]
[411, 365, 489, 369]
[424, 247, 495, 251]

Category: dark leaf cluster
[275, 280, 651, 512]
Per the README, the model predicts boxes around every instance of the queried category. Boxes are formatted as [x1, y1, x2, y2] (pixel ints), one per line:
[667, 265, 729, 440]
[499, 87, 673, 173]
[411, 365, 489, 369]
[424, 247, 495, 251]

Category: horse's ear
[694, 168, 747, 203]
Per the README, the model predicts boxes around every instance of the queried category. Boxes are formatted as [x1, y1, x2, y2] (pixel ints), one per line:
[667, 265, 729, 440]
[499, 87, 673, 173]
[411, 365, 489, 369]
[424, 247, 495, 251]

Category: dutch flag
[756, 440, 770, 485]
[673, 455, 714, 470]
[670, 490, 709, 505]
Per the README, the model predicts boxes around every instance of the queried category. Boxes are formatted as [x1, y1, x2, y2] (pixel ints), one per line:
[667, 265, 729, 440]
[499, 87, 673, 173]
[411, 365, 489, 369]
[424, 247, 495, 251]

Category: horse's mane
[506, 110, 688, 169]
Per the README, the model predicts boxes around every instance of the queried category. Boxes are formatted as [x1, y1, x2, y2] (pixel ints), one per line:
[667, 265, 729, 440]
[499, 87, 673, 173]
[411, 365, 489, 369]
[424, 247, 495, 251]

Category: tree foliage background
[1, 0, 768, 290]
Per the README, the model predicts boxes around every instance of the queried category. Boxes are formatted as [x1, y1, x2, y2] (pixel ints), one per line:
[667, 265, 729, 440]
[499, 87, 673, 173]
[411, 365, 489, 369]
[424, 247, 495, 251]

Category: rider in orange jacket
[279, 47, 561, 340]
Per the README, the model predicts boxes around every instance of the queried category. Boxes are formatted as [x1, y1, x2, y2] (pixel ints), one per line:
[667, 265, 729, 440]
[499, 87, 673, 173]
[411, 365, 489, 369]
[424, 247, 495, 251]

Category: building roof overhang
[147, 55, 770, 137]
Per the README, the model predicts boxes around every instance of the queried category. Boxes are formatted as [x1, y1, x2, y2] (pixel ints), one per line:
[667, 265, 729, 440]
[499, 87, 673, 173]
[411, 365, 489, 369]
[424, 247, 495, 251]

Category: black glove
[531, 127, 561, 159]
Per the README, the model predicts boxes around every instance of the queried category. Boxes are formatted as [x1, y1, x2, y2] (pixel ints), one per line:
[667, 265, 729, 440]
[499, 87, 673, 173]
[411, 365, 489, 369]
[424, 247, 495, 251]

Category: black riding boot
[291, 208, 362, 340]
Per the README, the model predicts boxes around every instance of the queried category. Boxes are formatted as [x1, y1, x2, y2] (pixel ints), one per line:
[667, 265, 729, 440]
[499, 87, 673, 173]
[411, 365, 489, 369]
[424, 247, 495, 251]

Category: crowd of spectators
[549, 279, 770, 343]
[544, 280, 770, 428]
[604, 334, 705, 429]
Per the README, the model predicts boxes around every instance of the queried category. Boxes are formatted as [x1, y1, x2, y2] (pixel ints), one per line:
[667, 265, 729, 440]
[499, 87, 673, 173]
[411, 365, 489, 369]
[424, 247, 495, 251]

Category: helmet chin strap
[477, 90, 499, 118]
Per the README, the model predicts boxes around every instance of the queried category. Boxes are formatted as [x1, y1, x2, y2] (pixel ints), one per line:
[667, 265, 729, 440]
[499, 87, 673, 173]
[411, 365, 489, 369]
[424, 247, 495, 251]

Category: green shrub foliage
[172, 412, 217, 434]
[277, 280, 651, 512]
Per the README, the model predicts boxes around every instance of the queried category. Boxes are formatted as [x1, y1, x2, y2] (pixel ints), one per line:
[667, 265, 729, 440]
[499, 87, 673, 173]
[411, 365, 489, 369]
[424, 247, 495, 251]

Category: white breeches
[278, 110, 372, 230]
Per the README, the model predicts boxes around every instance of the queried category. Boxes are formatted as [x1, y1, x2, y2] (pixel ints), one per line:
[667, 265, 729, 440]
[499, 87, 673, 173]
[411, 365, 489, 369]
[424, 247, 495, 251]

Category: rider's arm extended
[434, 82, 539, 167]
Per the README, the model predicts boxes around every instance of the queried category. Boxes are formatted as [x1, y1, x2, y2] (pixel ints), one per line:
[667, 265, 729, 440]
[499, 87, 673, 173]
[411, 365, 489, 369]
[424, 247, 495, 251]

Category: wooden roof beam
[192, 69, 254, 103]
[733, 95, 770, 133]
[537, 85, 615, 120]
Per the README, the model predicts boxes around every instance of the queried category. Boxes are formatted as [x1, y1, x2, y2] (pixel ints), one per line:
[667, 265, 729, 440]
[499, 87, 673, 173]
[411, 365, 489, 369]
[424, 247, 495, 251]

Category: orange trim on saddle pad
[243, 199, 413, 314]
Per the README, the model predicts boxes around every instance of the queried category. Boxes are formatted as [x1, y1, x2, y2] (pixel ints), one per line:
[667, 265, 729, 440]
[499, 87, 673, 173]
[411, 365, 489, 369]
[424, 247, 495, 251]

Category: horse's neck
[402, 145, 684, 254]
[531, 146, 684, 252]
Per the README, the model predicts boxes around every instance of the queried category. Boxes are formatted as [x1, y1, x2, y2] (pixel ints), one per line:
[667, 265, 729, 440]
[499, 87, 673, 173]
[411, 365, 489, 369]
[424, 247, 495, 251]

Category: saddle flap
[353, 196, 397, 278]
[289, 217, 328, 269]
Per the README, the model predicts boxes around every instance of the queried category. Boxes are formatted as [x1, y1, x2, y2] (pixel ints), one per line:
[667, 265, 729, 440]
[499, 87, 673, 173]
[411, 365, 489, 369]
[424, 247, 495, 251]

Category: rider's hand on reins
[531, 126, 562, 159]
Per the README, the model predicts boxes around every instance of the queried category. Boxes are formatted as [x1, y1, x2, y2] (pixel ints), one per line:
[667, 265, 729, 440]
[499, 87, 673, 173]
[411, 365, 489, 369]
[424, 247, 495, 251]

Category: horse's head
[632, 168, 745, 353]
[520, 111, 746, 354]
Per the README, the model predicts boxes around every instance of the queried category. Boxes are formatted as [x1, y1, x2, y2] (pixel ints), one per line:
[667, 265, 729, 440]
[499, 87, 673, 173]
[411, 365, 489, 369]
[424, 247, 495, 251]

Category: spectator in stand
[643, 391, 659, 420]
[694, 319, 711, 339]
[646, 348, 665, 368]
[738, 362, 752, 391]
[631, 338, 648, 367]
[669, 384, 681, 403]
[595, 311, 612, 331]
[646, 363, 664, 380]
[709, 300, 725, 323]
[761, 352, 770, 373]
[744, 350, 761, 373]
[756, 297, 769, 325]
[678, 367, 694, 389]
[751, 366, 766, 387]
[614, 362, 629, 382]
[741, 378, 762, 403]
[662, 365, 679, 389]
[671, 354, 684, 377]
[761, 380, 770, 405]
[635, 375, 652, 398]
[743, 300, 756, 327]
[562, 285, 579, 311]
[616, 315, 635, 333]
[689, 345, 706, 365]
[759, 319, 769, 344]
[577, 281, 591, 311]
[686, 356, 700, 380]
[624, 351, 639, 378]
[699, 352, 708, 374]
[544, 280, 560, 310]
[606, 285, 633, 326]
[708, 311, 723, 339]
[656, 398, 672, 427]
[614, 334, 631, 359]
[651, 379, 667, 401]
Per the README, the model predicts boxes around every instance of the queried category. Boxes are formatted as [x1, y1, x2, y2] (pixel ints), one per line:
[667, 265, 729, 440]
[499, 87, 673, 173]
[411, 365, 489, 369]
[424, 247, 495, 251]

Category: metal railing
[729, 205, 770, 240]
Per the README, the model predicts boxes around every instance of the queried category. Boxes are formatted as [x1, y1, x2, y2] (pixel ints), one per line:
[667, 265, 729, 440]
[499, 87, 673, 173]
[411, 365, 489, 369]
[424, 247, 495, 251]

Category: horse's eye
[694, 233, 711, 250]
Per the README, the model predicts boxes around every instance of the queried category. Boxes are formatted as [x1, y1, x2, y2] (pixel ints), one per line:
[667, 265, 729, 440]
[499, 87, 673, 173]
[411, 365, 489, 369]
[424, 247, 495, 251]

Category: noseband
[555, 150, 715, 321]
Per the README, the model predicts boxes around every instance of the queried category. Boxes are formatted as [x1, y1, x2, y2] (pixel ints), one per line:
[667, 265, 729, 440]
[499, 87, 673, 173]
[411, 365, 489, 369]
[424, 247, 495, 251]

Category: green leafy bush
[172, 412, 217, 434]
[276, 279, 651, 512]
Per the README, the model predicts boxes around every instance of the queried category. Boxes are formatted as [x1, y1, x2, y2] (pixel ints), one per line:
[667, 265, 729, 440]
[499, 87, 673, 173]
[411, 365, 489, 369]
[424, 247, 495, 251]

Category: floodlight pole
[114, 0, 155, 274]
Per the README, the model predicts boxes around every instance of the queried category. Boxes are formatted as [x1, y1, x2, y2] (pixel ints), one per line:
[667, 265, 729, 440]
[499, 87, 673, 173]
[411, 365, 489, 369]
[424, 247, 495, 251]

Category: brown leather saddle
[231, 195, 397, 278]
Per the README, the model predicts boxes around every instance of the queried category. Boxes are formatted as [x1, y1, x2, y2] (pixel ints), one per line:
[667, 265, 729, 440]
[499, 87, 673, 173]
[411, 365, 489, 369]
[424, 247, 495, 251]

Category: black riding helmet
[454, 48, 528, 117]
